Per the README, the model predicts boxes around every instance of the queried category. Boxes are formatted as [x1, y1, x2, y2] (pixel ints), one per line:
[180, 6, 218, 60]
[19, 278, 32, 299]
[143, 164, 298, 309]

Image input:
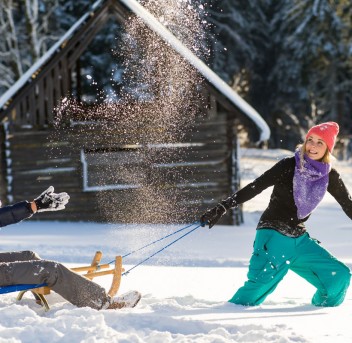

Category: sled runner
[1, 251, 124, 311]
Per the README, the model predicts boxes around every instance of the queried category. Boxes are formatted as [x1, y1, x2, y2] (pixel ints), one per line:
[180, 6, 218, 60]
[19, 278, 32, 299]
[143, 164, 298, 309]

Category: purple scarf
[293, 150, 330, 219]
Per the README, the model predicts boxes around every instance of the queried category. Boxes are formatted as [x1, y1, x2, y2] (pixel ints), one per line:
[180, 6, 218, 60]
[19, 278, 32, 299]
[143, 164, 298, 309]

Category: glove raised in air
[34, 186, 70, 212]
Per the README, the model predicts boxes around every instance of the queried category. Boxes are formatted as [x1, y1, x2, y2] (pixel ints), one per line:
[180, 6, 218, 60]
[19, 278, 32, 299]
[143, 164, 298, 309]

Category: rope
[107, 221, 199, 265]
[122, 222, 202, 275]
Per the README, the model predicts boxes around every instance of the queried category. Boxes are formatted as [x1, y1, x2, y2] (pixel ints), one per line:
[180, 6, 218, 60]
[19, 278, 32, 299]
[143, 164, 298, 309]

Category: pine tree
[205, 0, 352, 149]
[205, 0, 265, 86]
[270, 0, 352, 142]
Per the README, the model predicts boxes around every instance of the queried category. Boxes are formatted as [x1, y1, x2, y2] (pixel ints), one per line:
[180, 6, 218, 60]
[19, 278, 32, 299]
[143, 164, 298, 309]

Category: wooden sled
[16, 251, 124, 311]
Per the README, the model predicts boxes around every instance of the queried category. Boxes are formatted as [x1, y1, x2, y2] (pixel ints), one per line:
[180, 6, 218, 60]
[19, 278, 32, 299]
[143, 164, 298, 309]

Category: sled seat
[0, 283, 50, 310]
[1, 251, 124, 311]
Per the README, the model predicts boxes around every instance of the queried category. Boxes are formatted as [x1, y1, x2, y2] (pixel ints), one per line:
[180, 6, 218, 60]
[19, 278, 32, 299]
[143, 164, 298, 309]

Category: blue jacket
[0, 201, 33, 227]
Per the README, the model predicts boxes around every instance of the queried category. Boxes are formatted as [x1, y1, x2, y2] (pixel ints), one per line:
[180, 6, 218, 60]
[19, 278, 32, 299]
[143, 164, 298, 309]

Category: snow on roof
[120, 0, 270, 142]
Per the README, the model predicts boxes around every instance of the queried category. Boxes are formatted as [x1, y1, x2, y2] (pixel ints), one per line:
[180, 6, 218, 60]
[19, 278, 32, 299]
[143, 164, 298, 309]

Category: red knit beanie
[306, 122, 339, 152]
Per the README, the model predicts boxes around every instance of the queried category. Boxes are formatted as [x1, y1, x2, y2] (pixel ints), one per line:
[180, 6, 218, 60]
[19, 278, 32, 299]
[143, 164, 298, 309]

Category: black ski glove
[200, 196, 237, 228]
[34, 186, 70, 212]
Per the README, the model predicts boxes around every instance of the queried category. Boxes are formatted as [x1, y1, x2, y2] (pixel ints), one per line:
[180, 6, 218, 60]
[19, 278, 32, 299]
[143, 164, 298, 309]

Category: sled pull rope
[122, 222, 202, 276]
[107, 221, 199, 265]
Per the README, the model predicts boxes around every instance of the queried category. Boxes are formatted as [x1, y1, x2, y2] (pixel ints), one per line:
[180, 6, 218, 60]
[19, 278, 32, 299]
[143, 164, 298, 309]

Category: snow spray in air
[52, 0, 210, 224]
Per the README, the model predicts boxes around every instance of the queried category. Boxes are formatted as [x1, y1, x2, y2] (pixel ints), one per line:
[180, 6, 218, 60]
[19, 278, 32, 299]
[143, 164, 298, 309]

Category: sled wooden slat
[85, 250, 102, 277]
[71, 264, 111, 273]
[31, 286, 51, 295]
[108, 256, 123, 297]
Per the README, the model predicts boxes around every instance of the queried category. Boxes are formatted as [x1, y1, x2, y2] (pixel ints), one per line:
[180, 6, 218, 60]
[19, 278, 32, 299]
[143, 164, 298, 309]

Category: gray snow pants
[0, 251, 111, 310]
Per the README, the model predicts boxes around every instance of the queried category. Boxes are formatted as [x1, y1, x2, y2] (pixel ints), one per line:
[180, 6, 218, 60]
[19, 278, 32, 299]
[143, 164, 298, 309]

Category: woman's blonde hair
[297, 141, 331, 168]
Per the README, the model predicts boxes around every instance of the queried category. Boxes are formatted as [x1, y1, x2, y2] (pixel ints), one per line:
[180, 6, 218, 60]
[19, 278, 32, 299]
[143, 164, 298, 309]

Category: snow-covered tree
[269, 0, 352, 142]
[0, 0, 23, 90]
[206, 0, 352, 149]
[0, 0, 92, 95]
[205, 0, 267, 86]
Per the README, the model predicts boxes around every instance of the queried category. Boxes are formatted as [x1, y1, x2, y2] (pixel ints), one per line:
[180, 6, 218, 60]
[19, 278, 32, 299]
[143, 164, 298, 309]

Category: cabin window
[80, 146, 142, 191]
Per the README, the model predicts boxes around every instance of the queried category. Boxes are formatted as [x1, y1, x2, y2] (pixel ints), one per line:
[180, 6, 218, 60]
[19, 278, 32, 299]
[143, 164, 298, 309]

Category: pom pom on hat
[306, 122, 339, 152]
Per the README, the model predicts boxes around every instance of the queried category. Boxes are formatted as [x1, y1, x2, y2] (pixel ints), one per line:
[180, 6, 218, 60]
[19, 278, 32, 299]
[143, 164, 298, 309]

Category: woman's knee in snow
[328, 264, 351, 291]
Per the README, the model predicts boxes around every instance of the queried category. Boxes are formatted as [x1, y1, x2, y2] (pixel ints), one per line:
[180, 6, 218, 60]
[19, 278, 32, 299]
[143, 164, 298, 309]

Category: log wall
[3, 108, 240, 224]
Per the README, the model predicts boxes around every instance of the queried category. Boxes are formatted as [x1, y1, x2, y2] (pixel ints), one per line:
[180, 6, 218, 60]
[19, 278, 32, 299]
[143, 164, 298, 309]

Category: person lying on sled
[0, 187, 140, 309]
[201, 122, 351, 307]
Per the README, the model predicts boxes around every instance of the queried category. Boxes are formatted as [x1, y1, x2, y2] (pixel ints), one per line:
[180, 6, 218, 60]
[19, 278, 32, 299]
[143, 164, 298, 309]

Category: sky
[0, 148, 352, 343]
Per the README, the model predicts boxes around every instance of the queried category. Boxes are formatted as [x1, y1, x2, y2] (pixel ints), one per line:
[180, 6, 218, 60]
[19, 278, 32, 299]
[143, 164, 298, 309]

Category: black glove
[200, 196, 237, 228]
[34, 186, 70, 212]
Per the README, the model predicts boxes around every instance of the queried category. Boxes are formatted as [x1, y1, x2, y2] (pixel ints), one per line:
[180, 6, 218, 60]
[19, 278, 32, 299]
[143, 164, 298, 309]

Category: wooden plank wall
[3, 111, 237, 224]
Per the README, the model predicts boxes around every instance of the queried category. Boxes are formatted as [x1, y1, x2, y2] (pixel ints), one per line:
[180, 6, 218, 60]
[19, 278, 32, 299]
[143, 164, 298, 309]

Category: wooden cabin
[0, 0, 269, 225]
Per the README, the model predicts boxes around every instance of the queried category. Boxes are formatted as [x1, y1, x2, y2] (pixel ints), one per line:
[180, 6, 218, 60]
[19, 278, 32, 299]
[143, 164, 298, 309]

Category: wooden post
[86, 250, 102, 280]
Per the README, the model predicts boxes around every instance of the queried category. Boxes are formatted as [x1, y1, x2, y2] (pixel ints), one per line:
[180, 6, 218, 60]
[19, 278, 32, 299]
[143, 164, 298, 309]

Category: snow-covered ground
[1, 148, 352, 343]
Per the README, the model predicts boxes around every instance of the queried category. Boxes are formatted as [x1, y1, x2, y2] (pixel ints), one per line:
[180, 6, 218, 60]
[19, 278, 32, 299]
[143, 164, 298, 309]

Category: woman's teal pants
[229, 229, 351, 307]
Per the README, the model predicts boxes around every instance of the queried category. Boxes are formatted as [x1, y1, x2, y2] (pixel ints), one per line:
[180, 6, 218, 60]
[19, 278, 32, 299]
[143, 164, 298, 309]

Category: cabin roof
[0, 0, 270, 142]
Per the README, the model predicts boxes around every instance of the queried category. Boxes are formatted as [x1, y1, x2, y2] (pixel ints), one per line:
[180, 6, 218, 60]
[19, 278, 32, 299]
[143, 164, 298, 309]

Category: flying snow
[52, 0, 210, 226]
